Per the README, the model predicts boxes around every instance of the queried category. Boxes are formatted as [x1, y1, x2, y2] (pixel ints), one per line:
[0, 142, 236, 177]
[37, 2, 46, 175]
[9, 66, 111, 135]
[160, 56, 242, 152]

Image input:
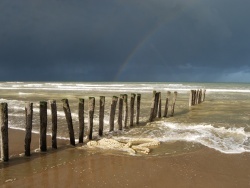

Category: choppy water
[1, 82, 250, 155]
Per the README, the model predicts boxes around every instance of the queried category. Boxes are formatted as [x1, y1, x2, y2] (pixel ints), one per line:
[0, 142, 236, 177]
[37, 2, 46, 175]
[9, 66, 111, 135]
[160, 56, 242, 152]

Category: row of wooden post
[0, 93, 141, 161]
[149, 91, 177, 122]
[189, 89, 206, 106]
[87, 93, 141, 140]
[0, 91, 179, 162]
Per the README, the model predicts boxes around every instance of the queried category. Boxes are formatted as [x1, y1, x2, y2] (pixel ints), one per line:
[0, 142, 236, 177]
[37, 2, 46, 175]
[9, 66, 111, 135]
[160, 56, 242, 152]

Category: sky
[1, 0, 250, 82]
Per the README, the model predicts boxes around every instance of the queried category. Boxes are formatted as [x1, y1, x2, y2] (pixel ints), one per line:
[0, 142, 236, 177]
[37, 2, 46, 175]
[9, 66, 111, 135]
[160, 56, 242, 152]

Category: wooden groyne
[189, 89, 206, 106]
[0, 89, 206, 162]
[149, 91, 177, 122]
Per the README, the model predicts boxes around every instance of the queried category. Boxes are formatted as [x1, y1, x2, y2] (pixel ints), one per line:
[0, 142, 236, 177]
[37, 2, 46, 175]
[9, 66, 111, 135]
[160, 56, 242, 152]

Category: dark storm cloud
[0, 0, 250, 82]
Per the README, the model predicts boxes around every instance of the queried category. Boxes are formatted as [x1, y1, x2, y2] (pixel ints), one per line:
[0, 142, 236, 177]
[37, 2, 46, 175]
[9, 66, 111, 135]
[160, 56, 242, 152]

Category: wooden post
[192, 90, 195, 105]
[40, 101, 47, 152]
[193, 90, 196, 105]
[87, 97, 95, 140]
[198, 89, 202, 104]
[192, 90, 196, 105]
[25, 102, 33, 156]
[195, 90, 198, 104]
[170, 92, 177, 117]
[202, 89, 206, 102]
[149, 92, 156, 122]
[136, 94, 141, 124]
[196, 90, 199, 105]
[99, 96, 105, 136]
[109, 96, 118, 132]
[130, 93, 136, 127]
[49, 100, 57, 149]
[158, 92, 162, 118]
[189, 90, 193, 107]
[123, 94, 128, 129]
[198, 89, 201, 104]
[78, 98, 84, 143]
[163, 91, 171, 117]
[153, 92, 160, 118]
[197, 90, 200, 104]
[62, 99, 75, 146]
[152, 91, 157, 118]
[118, 95, 123, 130]
[201, 89, 203, 103]
[0, 103, 8, 161]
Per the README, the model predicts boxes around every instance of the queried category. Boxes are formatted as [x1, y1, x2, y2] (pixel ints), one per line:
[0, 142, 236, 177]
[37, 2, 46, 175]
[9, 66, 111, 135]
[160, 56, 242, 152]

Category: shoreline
[1, 129, 250, 187]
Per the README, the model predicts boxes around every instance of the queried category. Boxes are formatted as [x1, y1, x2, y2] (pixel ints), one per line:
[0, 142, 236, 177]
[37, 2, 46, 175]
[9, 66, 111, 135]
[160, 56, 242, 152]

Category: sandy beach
[1, 129, 250, 188]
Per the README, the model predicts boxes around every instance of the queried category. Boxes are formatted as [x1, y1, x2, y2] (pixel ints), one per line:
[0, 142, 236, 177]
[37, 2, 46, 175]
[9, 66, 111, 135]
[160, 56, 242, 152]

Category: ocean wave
[207, 89, 250, 93]
[121, 122, 250, 154]
[1, 82, 250, 94]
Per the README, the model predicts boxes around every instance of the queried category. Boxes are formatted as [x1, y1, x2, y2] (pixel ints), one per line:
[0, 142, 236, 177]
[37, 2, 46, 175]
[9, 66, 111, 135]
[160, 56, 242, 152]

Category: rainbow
[113, 1, 197, 81]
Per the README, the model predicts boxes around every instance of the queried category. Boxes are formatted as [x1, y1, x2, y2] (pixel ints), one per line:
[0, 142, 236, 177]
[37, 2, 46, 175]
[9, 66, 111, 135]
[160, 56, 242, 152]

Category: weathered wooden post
[192, 90, 195, 105]
[200, 90, 202, 103]
[149, 91, 157, 122]
[192, 90, 196, 105]
[197, 90, 199, 104]
[197, 90, 200, 104]
[40, 101, 47, 151]
[62, 99, 75, 146]
[0, 103, 8, 161]
[202, 89, 206, 102]
[109, 96, 118, 132]
[87, 97, 95, 140]
[163, 91, 171, 117]
[153, 92, 160, 118]
[136, 94, 141, 124]
[193, 90, 196, 105]
[118, 95, 123, 130]
[170, 92, 177, 117]
[123, 94, 128, 128]
[198, 89, 202, 104]
[189, 90, 193, 107]
[152, 91, 157, 118]
[158, 92, 162, 118]
[78, 98, 84, 143]
[196, 90, 199, 105]
[25, 102, 33, 156]
[49, 100, 57, 149]
[99, 96, 105, 136]
[130, 93, 136, 127]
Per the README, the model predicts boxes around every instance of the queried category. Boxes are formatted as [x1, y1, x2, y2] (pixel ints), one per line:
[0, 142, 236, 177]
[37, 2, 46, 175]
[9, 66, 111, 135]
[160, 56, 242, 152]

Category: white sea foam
[160, 123, 250, 153]
[18, 92, 33, 95]
[1, 82, 250, 94]
[23, 84, 44, 87]
[207, 89, 250, 93]
[121, 122, 250, 154]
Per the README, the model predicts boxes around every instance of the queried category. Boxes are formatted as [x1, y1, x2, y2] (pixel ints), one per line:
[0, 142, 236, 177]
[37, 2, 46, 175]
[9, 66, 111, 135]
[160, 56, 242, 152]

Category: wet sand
[5, 129, 69, 157]
[1, 129, 250, 188]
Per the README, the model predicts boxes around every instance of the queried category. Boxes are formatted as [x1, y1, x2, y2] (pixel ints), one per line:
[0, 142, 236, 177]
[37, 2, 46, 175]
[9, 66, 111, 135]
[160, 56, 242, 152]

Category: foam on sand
[86, 138, 160, 155]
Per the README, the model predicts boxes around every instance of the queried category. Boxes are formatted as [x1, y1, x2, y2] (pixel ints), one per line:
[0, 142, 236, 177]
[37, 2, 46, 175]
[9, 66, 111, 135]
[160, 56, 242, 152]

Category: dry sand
[1, 129, 250, 188]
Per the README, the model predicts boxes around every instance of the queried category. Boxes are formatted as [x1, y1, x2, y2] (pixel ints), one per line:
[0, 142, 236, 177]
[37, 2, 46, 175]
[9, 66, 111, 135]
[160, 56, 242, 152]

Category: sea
[1, 81, 250, 156]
